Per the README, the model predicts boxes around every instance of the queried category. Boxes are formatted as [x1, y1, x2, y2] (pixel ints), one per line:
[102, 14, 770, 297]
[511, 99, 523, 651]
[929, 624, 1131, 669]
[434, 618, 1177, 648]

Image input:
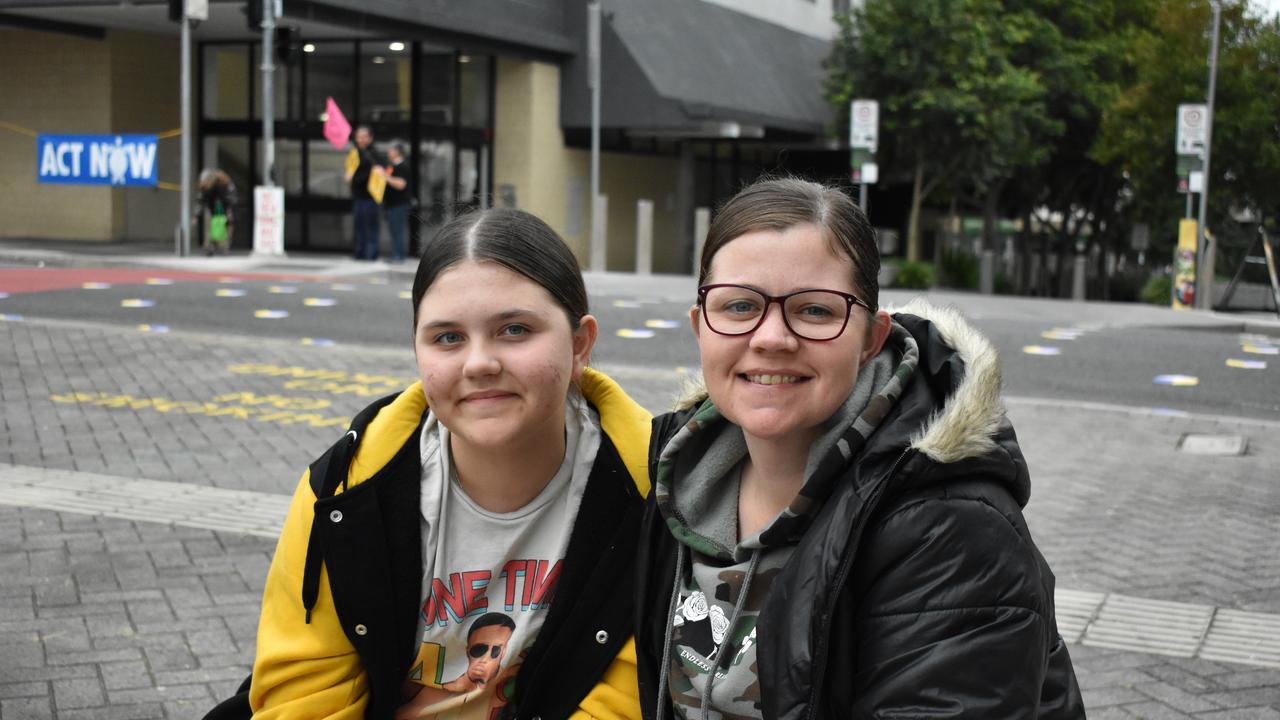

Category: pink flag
[323, 96, 352, 150]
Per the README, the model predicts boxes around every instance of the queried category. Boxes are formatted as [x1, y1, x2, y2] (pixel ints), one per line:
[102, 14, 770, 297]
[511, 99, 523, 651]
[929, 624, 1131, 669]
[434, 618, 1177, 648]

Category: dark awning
[562, 0, 835, 139]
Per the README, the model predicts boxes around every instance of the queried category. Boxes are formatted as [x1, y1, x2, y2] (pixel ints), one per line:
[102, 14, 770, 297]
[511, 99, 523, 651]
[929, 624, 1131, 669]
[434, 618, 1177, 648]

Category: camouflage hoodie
[650, 321, 920, 720]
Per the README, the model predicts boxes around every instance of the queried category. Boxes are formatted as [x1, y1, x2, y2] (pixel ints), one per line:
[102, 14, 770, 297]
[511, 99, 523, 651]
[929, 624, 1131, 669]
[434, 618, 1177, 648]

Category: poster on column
[1172, 218, 1197, 310]
[253, 186, 286, 257]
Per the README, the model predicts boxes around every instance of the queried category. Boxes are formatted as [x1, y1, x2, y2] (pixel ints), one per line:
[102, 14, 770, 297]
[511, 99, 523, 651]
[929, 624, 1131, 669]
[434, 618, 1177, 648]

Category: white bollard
[636, 199, 654, 275]
[590, 194, 608, 272]
[694, 207, 710, 277]
[1072, 254, 1087, 301]
[979, 249, 995, 295]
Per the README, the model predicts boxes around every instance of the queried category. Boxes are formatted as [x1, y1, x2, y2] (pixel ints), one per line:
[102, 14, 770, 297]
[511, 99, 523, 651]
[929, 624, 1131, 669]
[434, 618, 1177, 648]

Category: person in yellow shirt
[205, 208, 650, 720]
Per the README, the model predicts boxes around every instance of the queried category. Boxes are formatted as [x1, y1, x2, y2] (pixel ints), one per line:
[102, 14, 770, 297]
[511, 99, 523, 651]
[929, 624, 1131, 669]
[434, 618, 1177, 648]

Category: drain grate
[1178, 434, 1248, 455]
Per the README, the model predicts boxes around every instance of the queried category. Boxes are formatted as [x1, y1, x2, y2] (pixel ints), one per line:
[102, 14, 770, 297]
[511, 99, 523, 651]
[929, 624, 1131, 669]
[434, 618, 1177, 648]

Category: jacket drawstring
[300, 428, 360, 624]
[655, 542, 686, 720]
[699, 550, 761, 720]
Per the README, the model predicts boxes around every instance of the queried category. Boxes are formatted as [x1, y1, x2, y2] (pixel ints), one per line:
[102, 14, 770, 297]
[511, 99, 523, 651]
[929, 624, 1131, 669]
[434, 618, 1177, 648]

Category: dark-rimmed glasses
[697, 284, 870, 341]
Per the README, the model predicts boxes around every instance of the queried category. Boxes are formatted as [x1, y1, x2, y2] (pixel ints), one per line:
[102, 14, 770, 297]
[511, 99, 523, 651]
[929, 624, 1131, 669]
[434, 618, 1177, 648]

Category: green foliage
[827, 0, 1280, 291]
[937, 248, 979, 290]
[1141, 274, 1173, 305]
[894, 260, 935, 289]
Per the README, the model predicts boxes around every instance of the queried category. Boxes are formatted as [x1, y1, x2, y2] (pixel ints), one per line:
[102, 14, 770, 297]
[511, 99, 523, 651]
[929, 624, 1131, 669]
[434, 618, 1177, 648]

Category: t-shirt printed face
[396, 403, 599, 720]
[397, 563, 564, 720]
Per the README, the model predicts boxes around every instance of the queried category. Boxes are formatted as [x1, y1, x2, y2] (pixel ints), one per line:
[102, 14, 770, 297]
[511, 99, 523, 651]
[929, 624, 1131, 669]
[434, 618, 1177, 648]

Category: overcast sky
[1254, 0, 1280, 17]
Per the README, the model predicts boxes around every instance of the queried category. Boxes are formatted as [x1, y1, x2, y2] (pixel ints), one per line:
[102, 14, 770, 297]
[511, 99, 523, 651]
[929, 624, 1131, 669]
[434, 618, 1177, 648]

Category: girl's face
[693, 223, 889, 450]
[414, 260, 596, 454]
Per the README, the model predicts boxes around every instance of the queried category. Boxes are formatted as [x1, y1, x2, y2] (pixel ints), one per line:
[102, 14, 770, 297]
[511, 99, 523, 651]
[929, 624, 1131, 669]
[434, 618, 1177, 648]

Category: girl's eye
[501, 324, 530, 338]
[433, 331, 464, 346]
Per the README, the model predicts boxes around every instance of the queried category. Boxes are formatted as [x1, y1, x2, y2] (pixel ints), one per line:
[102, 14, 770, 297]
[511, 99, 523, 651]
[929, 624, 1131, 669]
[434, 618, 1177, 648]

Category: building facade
[0, 0, 848, 272]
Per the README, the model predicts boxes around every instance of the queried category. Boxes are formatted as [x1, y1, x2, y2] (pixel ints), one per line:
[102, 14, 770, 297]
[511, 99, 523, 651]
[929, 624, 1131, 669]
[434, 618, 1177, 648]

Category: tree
[1093, 0, 1280, 262]
[826, 0, 1059, 261]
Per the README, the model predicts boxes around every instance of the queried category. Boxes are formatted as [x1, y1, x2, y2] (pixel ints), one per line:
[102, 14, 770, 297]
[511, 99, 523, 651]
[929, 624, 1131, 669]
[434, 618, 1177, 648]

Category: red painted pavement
[0, 268, 322, 294]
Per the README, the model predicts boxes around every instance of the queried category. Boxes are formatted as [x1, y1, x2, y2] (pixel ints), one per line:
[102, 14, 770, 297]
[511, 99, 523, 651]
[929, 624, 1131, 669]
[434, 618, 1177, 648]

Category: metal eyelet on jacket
[354, 623, 368, 636]
[595, 630, 608, 644]
[330, 510, 343, 523]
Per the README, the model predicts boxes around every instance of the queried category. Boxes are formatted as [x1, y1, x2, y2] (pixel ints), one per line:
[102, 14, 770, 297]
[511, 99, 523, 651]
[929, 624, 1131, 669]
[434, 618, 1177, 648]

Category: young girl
[636, 179, 1083, 719]
[211, 208, 650, 719]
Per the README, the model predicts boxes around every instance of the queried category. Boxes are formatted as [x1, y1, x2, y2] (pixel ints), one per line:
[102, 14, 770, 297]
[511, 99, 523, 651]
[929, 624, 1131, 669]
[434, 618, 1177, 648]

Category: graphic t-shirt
[395, 400, 599, 720]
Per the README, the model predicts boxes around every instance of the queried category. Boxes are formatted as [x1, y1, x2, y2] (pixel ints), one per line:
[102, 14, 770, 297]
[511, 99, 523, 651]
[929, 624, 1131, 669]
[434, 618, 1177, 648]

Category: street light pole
[261, 0, 276, 188]
[1196, 0, 1222, 310]
[587, 1, 604, 271]
[179, 15, 193, 257]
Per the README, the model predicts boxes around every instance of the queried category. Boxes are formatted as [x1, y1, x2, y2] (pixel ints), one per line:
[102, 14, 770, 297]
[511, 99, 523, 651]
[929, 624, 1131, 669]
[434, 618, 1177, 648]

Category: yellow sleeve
[249, 471, 370, 719]
[572, 636, 642, 720]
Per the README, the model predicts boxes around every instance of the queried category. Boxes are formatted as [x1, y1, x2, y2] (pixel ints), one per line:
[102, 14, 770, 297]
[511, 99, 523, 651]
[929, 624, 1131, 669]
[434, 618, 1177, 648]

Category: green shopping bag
[209, 200, 228, 243]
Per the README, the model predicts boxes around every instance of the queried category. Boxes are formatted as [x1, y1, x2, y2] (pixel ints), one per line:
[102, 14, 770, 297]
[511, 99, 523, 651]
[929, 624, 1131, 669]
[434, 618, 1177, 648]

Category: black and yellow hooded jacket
[231, 368, 651, 719]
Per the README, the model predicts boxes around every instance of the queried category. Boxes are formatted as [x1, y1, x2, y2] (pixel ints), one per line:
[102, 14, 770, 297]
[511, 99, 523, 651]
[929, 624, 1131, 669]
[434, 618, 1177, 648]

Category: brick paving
[2, 306, 1279, 716]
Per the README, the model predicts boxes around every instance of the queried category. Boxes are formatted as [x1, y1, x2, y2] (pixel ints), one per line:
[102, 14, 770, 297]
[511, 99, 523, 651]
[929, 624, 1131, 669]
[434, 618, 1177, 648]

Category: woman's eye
[500, 324, 530, 338]
[724, 300, 760, 315]
[433, 331, 463, 346]
[797, 305, 835, 319]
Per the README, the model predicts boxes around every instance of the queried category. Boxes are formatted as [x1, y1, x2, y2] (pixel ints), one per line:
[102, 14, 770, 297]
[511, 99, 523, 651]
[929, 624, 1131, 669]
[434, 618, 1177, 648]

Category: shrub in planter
[894, 260, 935, 289]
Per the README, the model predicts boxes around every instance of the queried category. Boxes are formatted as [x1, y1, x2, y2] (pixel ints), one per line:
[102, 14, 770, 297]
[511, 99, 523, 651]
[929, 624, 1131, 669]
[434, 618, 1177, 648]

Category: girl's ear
[859, 310, 892, 369]
[571, 314, 599, 381]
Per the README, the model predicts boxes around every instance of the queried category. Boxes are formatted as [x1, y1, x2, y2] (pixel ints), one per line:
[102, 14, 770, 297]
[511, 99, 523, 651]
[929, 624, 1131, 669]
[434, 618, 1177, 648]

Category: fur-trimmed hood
[672, 299, 1006, 464]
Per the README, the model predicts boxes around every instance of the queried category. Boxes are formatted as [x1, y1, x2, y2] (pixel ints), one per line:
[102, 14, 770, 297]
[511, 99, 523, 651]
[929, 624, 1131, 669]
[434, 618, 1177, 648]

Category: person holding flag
[344, 125, 385, 260]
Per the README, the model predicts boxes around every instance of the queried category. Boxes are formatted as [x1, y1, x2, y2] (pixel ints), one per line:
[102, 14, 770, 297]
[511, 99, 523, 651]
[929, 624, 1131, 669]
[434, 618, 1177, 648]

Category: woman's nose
[749, 303, 799, 351]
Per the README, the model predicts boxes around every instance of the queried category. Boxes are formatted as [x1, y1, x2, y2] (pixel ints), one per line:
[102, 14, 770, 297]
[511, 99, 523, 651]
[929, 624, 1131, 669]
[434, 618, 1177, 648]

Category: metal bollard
[1072, 254, 1087, 301]
[636, 199, 654, 275]
[979, 250, 995, 295]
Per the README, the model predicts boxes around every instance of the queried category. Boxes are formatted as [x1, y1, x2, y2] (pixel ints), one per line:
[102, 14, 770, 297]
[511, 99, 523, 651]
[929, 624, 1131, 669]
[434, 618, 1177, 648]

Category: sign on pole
[37, 134, 158, 186]
[850, 100, 879, 152]
[252, 186, 286, 256]
[1176, 104, 1208, 158]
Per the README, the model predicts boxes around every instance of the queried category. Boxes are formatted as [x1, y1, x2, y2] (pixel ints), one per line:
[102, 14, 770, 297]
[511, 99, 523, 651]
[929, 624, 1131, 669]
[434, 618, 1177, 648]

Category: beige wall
[0, 28, 180, 242]
[110, 30, 181, 243]
[493, 58, 686, 274]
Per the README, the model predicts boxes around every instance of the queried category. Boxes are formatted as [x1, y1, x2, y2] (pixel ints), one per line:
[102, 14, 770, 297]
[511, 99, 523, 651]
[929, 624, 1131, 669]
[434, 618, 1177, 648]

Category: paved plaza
[1, 253, 1279, 718]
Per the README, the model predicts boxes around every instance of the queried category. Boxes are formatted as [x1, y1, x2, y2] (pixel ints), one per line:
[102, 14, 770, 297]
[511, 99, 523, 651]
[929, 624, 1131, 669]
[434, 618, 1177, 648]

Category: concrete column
[693, 207, 711, 278]
[636, 198, 653, 275]
[676, 142, 696, 273]
[591, 194, 608, 270]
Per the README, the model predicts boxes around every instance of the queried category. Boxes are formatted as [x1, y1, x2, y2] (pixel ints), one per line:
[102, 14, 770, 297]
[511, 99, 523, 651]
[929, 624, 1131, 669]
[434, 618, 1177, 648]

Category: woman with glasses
[205, 208, 651, 720]
[635, 178, 1083, 719]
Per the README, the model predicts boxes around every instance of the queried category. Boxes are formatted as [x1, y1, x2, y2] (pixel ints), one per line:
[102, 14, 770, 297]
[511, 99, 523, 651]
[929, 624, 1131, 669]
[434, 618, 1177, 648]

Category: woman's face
[414, 260, 596, 454]
[693, 223, 888, 449]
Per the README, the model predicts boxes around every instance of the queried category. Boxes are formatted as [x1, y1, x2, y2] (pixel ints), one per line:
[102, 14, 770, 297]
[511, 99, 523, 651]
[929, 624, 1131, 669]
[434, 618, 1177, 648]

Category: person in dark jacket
[204, 208, 651, 720]
[635, 178, 1084, 720]
[345, 125, 383, 260]
[382, 142, 412, 263]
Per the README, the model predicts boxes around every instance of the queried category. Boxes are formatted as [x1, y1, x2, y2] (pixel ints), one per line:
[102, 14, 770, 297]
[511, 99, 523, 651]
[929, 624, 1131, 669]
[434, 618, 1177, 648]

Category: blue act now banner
[37, 134, 158, 186]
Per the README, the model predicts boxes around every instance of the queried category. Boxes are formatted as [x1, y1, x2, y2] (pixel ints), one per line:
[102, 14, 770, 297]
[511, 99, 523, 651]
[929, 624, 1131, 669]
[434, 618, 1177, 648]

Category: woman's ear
[689, 304, 701, 338]
[571, 314, 600, 381]
[859, 310, 893, 368]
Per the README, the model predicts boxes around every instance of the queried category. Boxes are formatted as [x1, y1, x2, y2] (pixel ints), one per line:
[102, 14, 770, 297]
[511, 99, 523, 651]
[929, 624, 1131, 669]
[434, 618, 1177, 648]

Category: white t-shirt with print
[395, 399, 600, 720]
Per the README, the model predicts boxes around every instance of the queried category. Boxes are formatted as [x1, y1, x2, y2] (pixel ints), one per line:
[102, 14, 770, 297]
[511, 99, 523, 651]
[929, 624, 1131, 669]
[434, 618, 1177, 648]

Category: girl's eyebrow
[417, 308, 543, 332]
